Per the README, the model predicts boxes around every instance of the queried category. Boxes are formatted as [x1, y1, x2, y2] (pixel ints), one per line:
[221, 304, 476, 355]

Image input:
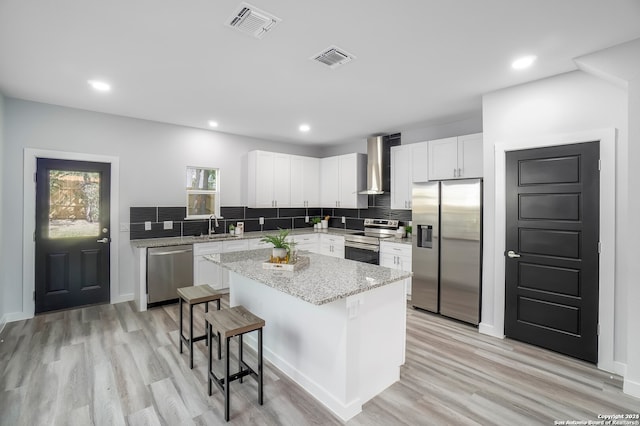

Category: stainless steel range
[344, 218, 400, 264]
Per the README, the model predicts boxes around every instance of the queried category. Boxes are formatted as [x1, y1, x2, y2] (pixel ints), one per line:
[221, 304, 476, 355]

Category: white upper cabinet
[247, 151, 291, 208]
[391, 142, 429, 210]
[411, 142, 429, 182]
[391, 145, 412, 210]
[320, 153, 367, 209]
[428, 133, 483, 180]
[290, 155, 320, 208]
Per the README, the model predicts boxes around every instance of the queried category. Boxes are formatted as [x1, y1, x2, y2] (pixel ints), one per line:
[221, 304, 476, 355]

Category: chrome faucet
[208, 214, 219, 237]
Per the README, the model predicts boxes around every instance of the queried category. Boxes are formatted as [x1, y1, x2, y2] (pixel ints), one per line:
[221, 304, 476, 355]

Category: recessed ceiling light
[208, 120, 219, 128]
[512, 55, 537, 70]
[299, 124, 310, 132]
[88, 80, 111, 92]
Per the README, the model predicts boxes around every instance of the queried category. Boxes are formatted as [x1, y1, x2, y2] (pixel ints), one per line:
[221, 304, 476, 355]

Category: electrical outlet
[163, 221, 173, 230]
[259, 217, 264, 225]
[144, 221, 152, 231]
[305, 216, 309, 223]
[342, 216, 346, 224]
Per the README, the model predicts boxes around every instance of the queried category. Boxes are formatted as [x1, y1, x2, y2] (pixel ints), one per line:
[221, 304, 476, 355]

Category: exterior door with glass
[35, 158, 111, 313]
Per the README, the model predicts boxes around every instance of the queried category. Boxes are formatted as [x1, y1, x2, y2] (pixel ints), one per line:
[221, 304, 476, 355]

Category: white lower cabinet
[194, 239, 250, 290]
[193, 242, 223, 289]
[292, 233, 319, 253]
[320, 234, 345, 258]
[380, 241, 412, 297]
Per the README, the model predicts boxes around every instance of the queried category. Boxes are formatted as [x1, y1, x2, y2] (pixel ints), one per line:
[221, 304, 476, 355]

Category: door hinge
[598, 159, 601, 171]
[33, 291, 35, 301]
[598, 241, 601, 253]
[597, 323, 600, 336]
[33, 172, 37, 183]
[33, 231, 36, 242]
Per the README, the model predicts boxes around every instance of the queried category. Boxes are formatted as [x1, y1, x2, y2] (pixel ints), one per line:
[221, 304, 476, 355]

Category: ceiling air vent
[227, 3, 281, 39]
[312, 46, 355, 69]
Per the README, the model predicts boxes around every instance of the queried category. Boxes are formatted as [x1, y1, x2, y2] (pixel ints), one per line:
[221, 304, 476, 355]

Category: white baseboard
[111, 293, 134, 304]
[624, 377, 640, 399]
[4, 311, 33, 323]
[479, 322, 504, 339]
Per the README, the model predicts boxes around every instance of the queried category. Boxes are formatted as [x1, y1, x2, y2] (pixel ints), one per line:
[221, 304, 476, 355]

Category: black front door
[35, 158, 111, 313]
[505, 142, 599, 363]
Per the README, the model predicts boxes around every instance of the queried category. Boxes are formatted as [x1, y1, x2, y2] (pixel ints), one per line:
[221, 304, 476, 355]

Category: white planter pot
[272, 247, 287, 259]
[321, 220, 328, 229]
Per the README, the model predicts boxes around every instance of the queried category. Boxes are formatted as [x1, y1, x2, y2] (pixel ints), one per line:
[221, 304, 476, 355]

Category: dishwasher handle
[148, 248, 193, 256]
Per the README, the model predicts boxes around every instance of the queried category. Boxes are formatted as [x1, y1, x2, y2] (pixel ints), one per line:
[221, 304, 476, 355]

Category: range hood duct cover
[361, 136, 387, 195]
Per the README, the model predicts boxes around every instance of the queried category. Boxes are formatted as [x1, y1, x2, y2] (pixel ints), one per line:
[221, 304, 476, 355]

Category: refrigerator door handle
[506, 250, 521, 258]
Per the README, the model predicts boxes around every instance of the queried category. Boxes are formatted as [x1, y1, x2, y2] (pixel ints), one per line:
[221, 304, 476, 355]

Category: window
[186, 167, 220, 219]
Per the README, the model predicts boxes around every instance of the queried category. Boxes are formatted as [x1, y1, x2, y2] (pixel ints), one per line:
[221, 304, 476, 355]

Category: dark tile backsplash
[130, 197, 411, 240]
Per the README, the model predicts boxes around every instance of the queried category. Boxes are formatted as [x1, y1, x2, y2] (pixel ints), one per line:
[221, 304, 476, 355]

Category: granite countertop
[130, 228, 360, 248]
[204, 248, 412, 306]
[382, 236, 413, 246]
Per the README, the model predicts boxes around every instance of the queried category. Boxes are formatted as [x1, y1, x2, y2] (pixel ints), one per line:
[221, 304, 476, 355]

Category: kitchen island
[205, 249, 411, 421]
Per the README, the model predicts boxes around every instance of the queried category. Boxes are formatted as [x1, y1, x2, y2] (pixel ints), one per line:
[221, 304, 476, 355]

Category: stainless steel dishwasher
[147, 245, 193, 304]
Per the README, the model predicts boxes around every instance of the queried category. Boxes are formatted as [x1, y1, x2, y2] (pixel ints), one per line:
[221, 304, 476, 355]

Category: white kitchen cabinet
[290, 155, 320, 208]
[248, 238, 272, 250]
[411, 141, 429, 182]
[194, 239, 250, 290]
[320, 153, 367, 209]
[380, 241, 412, 297]
[193, 242, 223, 289]
[428, 133, 483, 180]
[292, 233, 319, 253]
[391, 142, 430, 210]
[320, 234, 344, 258]
[391, 145, 412, 210]
[247, 150, 291, 208]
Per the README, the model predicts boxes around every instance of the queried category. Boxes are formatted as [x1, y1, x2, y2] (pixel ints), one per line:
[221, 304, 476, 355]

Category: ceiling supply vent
[312, 46, 355, 69]
[227, 3, 281, 39]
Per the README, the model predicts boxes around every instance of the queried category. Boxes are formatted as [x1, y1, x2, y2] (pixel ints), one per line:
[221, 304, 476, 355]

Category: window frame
[185, 166, 221, 219]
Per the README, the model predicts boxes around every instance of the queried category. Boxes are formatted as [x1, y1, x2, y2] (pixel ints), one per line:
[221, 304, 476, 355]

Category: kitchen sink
[193, 234, 239, 241]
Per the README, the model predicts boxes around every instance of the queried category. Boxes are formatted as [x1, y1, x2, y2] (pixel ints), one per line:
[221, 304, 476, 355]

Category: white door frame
[22, 148, 121, 318]
[491, 128, 618, 375]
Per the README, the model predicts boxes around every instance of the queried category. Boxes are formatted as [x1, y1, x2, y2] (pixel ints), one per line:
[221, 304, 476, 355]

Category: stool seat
[205, 305, 265, 422]
[177, 284, 222, 305]
[205, 305, 265, 339]
[177, 285, 222, 369]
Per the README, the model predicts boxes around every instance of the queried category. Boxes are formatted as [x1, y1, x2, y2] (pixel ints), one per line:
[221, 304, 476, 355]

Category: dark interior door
[505, 142, 599, 363]
[35, 158, 111, 314]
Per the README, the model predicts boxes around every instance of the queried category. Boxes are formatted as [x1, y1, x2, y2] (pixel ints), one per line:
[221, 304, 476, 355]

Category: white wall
[0, 92, 6, 327]
[481, 71, 628, 371]
[624, 77, 640, 397]
[2, 98, 322, 318]
[318, 114, 483, 156]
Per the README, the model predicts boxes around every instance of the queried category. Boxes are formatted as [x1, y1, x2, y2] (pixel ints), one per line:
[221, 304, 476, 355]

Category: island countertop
[205, 248, 412, 306]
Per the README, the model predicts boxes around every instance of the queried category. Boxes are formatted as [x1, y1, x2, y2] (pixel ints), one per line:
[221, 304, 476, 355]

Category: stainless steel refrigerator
[411, 179, 482, 325]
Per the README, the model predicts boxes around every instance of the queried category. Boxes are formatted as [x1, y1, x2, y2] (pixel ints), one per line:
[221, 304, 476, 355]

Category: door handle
[506, 250, 521, 258]
[97, 238, 110, 244]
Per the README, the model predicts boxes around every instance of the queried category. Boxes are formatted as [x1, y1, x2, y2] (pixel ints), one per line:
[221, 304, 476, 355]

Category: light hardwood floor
[1, 297, 639, 425]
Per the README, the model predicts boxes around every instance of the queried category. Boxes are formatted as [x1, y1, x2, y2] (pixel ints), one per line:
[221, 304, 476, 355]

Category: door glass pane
[48, 170, 100, 238]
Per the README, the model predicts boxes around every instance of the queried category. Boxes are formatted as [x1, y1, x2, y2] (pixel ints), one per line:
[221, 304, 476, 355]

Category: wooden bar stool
[177, 285, 222, 369]
[205, 305, 265, 422]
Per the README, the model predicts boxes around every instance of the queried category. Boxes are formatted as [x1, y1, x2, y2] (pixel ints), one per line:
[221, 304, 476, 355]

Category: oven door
[344, 242, 379, 264]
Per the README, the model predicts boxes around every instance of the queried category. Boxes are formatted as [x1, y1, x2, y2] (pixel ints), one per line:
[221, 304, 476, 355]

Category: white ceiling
[1, 0, 639, 145]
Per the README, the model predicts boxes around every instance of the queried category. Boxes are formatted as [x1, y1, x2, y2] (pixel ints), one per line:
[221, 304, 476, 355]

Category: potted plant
[311, 217, 322, 229]
[260, 228, 291, 262]
[228, 224, 235, 234]
[405, 225, 412, 237]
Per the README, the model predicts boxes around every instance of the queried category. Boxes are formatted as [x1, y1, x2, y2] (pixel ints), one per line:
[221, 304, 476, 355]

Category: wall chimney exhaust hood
[359, 135, 399, 195]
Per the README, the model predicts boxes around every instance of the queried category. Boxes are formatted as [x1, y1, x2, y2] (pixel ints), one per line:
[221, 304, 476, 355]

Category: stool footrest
[180, 333, 207, 345]
[209, 367, 256, 393]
